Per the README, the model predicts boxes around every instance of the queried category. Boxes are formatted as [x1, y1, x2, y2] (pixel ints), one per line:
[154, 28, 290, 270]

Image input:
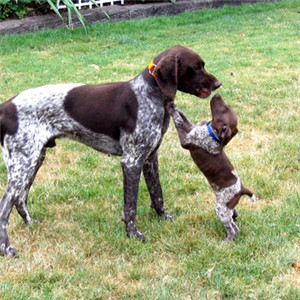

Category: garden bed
[0, 0, 277, 35]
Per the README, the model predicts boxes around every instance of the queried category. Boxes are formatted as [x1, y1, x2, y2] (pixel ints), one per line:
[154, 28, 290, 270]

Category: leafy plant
[0, 0, 32, 20]
[45, 0, 89, 30]
[0, 1, 174, 29]
[0, 0, 109, 30]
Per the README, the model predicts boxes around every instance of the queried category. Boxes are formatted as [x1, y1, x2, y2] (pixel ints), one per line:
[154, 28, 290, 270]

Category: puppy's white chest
[188, 125, 220, 154]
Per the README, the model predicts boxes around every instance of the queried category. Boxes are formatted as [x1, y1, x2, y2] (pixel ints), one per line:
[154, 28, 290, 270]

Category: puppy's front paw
[165, 101, 175, 114]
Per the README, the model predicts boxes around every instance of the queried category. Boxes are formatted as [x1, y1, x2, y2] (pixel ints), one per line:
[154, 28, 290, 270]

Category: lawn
[0, 0, 299, 299]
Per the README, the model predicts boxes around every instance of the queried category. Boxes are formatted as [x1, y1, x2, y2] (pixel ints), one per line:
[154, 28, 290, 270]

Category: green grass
[0, 0, 299, 299]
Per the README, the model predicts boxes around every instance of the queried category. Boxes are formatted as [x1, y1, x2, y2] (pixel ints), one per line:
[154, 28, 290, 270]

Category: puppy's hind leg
[216, 201, 240, 243]
[232, 209, 238, 220]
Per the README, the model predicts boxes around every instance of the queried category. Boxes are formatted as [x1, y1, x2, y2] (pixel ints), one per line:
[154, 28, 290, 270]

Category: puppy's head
[210, 94, 238, 148]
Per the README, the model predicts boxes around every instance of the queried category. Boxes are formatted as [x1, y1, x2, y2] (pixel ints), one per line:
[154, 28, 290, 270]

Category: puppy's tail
[226, 185, 255, 210]
[242, 186, 256, 204]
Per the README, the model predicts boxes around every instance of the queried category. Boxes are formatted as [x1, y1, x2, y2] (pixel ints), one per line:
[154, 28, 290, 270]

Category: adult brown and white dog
[166, 94, 255, 242]
[0, 45, 221, 256]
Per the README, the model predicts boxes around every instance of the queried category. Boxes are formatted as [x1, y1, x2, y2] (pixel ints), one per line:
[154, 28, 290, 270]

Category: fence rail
[56, 0, 124, 10]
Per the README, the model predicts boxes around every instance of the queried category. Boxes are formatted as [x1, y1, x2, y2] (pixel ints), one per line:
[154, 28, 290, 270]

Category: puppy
[166, 94, 255, 242]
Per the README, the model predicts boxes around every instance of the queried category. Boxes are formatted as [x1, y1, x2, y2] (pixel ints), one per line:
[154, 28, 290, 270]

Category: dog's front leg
[121, 158, 145, 242]
[143, 151, 173, 220]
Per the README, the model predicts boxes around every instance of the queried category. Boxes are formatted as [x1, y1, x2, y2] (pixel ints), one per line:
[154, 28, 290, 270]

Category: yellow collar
[148, 59, 156, 77]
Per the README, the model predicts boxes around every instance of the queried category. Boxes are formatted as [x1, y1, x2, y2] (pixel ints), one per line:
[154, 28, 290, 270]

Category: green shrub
[0, 0, 30, 20]
[0, 0, 51, 21]
[0, 0, 88, 29]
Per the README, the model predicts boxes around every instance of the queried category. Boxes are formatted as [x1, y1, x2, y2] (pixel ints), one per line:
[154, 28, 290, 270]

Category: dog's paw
[151, 205, 175, 221]
[160, 212, 175, 221]
[6, 246, 18, 257]
[25, 218, 43, 225]
[126, 221, 145, 242]
[0, 244, 18, 257]
[133, 231, 146, 242]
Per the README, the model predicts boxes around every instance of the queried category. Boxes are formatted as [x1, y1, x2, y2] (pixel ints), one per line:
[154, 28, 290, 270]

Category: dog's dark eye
[195, 63, 205, 72]
[190, 65, 203, 73]
[187, 67, 195, 75]
[197, 62, 205, 70]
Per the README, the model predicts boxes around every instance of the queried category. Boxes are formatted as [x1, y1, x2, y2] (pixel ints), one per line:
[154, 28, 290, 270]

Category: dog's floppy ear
[153, 55, 178, 99]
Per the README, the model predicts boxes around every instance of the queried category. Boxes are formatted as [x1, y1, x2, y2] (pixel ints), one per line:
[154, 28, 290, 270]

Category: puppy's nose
[214, 81, 222, 89]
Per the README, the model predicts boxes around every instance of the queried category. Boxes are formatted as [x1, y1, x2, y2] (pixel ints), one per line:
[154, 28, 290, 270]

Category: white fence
[56, 0, 124, 10]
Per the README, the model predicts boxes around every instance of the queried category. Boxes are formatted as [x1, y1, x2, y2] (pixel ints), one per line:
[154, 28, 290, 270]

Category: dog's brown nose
[214, 81, 222, 89]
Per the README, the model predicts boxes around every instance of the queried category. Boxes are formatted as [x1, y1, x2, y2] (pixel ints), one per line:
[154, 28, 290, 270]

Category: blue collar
[206, 122, 221, 143]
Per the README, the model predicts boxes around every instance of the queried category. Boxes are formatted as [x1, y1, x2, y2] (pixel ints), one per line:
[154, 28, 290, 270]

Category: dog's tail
[0, 97, 19, 146]
[0, 103, 3, 146]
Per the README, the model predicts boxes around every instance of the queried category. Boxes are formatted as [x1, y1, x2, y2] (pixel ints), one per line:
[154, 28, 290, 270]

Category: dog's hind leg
[14, 147, 47, 224]
[0, 183, 19, 256]
[0, 141, 46, 256]
[143, 151, 173, 220]
[0, 171, 40, 256]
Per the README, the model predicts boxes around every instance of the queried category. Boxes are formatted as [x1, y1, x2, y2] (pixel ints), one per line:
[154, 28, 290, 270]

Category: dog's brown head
[210, 93, 238, 149]
[150, 45, 221, 99]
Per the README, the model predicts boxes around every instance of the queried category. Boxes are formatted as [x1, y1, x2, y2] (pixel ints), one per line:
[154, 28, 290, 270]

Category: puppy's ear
[210, 93, 225, 114]
[219, 125, 228, 140]
[219, 124, 238, 149]
[153, 55, 178, 99]
[219, 124, 231, 148]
